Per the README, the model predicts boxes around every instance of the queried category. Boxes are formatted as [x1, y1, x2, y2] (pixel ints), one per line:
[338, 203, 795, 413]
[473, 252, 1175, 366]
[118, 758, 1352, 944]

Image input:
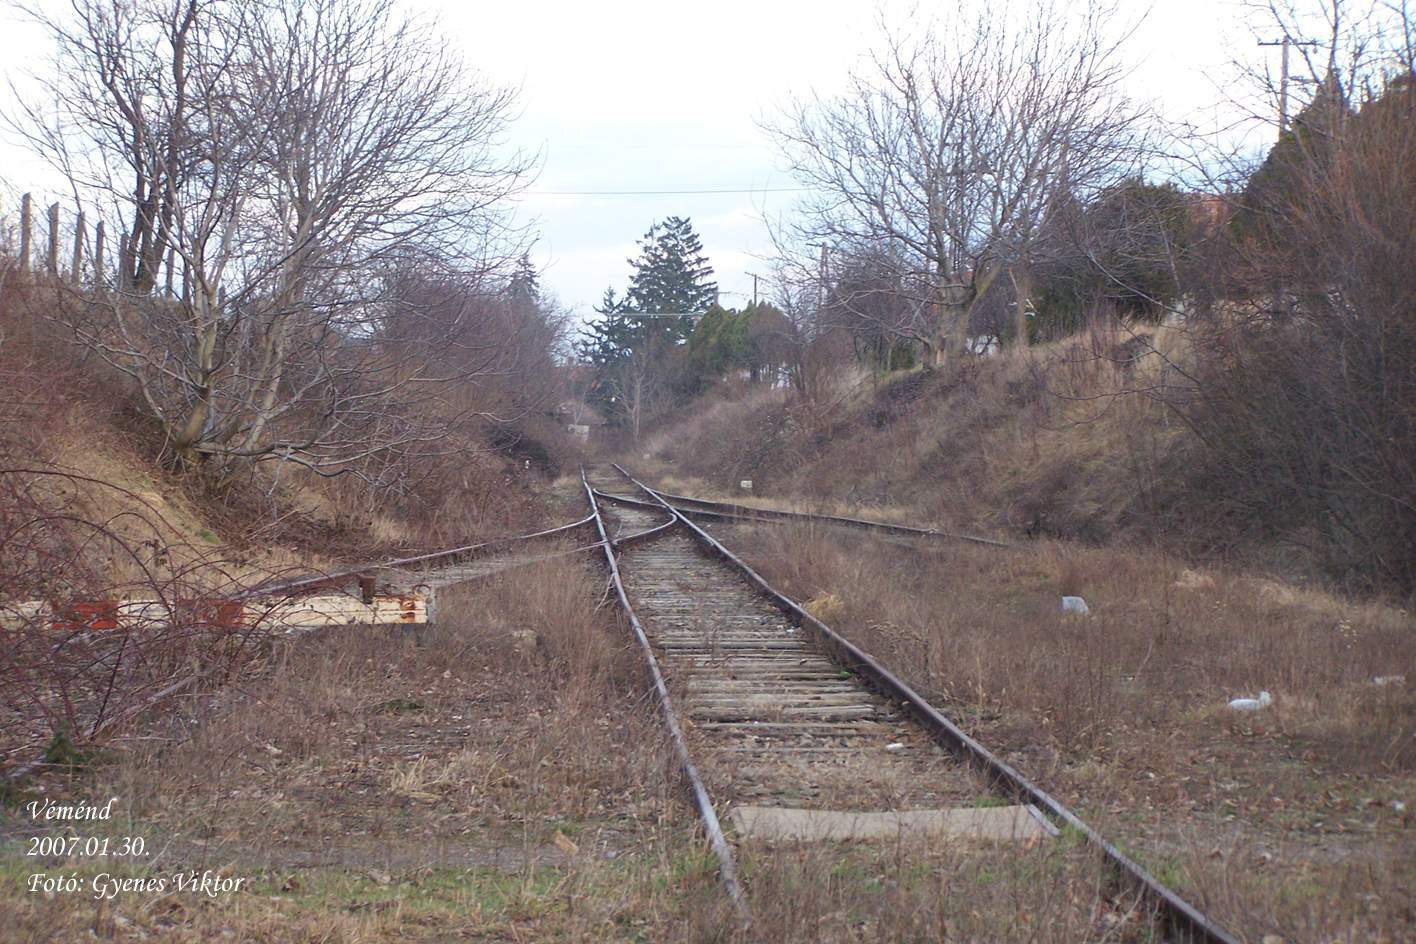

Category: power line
[526, 186, 815, 196]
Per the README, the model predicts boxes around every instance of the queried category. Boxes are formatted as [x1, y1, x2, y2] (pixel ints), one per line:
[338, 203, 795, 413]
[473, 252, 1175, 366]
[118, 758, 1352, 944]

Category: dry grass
[7, 521, 1339, 942]
[708, 519, 1415, 940]
[7, 465, 1409, 940]
[740, 837, 1160, 943]
[638, 322, 1333, 579]
[0, 553, 739, 941]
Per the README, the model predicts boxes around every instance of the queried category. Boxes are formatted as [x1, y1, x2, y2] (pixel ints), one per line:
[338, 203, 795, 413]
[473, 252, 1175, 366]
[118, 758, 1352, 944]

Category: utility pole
[816, 245, 828, 314]
[1259, 35, 1321, 134]
[745, 272, 760, 307]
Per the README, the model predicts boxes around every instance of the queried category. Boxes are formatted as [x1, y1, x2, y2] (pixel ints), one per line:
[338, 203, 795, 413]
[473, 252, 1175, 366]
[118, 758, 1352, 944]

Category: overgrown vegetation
[1177, 73, 1416, 593]
[0, 0, 587, 761]
[1, 0, 1413, 938]
[710, 520, 1413, 941]
[628, 2, 1416, 598]
[0, 555, 740, 941]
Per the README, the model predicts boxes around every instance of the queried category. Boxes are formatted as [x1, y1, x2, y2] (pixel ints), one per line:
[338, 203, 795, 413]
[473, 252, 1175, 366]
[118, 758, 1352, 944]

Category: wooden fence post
[71, 210, 85, 282]
[47, 203, 60, 275]
[94, 221, 106, 289]
[18, 193, 31, 273]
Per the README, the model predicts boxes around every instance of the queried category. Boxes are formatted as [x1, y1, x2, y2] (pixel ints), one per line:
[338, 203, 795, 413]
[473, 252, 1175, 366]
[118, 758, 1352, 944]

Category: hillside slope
[0, 277, 566, 592]
[637, 323, 1327, 586]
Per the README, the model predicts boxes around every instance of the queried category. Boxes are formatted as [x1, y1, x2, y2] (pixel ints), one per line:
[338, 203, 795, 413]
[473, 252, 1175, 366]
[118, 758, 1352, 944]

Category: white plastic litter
[1372, 675, 1406, 686]
[1061, 596, 1090, 615]
[1227, 691, 1273, 711]
[885, 742, 905, 752]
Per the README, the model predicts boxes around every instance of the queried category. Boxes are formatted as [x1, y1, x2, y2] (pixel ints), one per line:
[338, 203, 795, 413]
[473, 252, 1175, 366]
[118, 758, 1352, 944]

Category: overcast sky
[1, 0, 1281, 324]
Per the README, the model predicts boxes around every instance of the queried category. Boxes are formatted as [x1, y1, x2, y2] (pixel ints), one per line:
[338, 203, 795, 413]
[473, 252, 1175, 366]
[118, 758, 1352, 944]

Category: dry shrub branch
[0, 466, 289, 776]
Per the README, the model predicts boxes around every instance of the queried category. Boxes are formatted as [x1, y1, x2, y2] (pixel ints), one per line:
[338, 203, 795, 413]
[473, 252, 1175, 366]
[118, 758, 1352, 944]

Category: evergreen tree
[685, 301, 792, 386]
[576, 218, 719, 434]
[578, 218, 718, 365]
[577, 288, 637, 369]
[1031, 177, 1195, 334]
[626, 216, 718, 323]
[508, 252, 540, 309]
[1238, 72, 1352, 241]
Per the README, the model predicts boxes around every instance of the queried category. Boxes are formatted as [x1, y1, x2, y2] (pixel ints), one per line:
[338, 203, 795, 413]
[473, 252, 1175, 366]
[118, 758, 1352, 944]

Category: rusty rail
[605, 479, 1013, 548]
[578, 468, 751, 923]
[238, 514, 598, 602]
[610, 464, 1239, 944]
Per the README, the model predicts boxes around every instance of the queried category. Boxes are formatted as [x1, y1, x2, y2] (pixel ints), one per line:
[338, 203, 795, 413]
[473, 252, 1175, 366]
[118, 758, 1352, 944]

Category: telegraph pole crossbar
[1258, 35, 1322, 133]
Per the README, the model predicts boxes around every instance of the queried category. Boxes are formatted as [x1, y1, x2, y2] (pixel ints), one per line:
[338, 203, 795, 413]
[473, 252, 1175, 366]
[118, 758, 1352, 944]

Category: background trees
[685, 302, 794, 386]
[578, 217, 718, 441]
[819, 254, 927, 371]
[766, 0, 1148, 362]
[1177, 68, 1416, 592]
[1028, 178, 1200, 338]
[19, 0, 537, 484]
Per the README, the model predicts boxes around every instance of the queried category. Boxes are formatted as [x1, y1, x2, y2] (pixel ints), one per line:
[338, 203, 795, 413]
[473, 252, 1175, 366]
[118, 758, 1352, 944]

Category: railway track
[619, 484, 1013, 548]
[583, 463, 1239, 943]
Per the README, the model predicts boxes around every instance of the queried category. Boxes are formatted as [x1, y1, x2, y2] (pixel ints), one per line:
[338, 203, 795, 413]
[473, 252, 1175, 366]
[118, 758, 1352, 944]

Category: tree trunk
[938, 290, 971, 361]
[1012, 266, 1032, 347]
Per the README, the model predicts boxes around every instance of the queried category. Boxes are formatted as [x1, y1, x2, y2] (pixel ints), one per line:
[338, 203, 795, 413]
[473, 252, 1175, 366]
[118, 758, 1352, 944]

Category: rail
[609, 463, 1238, 944]
[604, 479, 1013, 548]
[577, 468, 751, 922]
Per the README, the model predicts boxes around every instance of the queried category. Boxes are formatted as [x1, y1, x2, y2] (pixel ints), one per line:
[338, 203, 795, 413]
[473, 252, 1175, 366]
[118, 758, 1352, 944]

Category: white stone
[1227, 691, 1273, 711]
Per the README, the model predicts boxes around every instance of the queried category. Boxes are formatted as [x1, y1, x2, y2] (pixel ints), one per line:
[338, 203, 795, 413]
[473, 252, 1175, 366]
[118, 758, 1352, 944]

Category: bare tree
[17, 0, 534, 481]
[1242, 0, 1413, 122]
[819, 249, 929, 368]
[1161, 1, 1416, 593]
[599, 333, 675, 446]
[766, 0, 1148, 361]
[752, 257, 857, 411]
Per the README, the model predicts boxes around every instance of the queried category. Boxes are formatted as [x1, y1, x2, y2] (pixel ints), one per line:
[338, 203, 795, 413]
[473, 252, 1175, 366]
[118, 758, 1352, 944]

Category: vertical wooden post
[71, 210, 86, 282]
[47, 203, 60, 275]
[118, 233, 131, 291]
[18, 193, 31, 273]
[93, 221, 106, 289]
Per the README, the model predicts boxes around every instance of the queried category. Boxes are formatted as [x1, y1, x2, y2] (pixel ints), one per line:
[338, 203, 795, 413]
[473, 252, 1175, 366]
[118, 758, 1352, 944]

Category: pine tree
[626, 216, 718, 321]
[577, 288, 637, 368]
[1239, 72, 1352, 241]
[508, 252, 540, 309]
[576, 217, 718, 436]
[578, 218, 718, 367]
